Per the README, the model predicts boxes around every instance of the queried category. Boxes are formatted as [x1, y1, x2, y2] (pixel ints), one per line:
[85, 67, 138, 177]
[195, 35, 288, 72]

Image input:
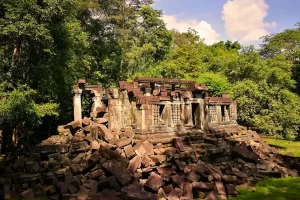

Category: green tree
[0, 0, 90, 124]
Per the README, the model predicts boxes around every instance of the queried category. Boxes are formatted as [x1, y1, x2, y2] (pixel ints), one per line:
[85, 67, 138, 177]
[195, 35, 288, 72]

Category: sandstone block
[74, 131, 86, 142]
[174, 138, 185, 152]
[127, 156, 142, 173]
[124, 145, 135, 158]
[102, 159, 133, 185]
[144, 172, 163, 192]
[115, 138, 132, 148]
[98, 124, 114, 142]
[183, 183, 193, 200]
[142, 141, 154, 155]
[171, 175, 185, 189]
[187, 172, 200, 182]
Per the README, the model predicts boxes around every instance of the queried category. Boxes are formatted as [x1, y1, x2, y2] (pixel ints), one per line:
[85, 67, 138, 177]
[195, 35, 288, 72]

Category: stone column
[91, 90, 102, 113]
[108, 99, 122, 132]
[216, 105, 222, 123]
[73, 88, 82, 123]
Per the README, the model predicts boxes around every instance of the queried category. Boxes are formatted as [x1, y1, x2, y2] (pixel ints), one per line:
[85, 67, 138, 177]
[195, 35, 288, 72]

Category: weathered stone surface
[174, 138, 185, 152]
[70, 164, 83, 174]
[133, 142, 146, 156]
[36, 144, 69, 154]
[143, 141, 154, 155]
[205, 191, 218, 200]
[82, 117, 91, 126]
[93, 118, 108, 124]
[158, 188, 167, 200]
[99, 146, 129, 167]
[144, 172, 163, 191]
[123, 128, 134, 138]
[127, 155, 142, 173]
[226, 184, 238, 196]
[175, 160, 185, 171]
[149, 155, 167, 164]
[124, 144, 135, 158]
[187, 172, 200, 182]
[91, 190, 118, 200]
[70, 142, 89, 152]
[169, 188, 183, 200]
[214, 181, 226, 195]
[171, 175, 185, 189]
[90, 141, 100, 150]
[74, 131, 86, 142]
[192, 182, 213, 191]
[98, 124, 114, 142]
[232, 144, 259, 163]
[183, 183, 193, 199]
[122, 184, 157, 200]
[114, 138, 132, 148]
[163, 184, 174, 194]
[102, 159, 133, 185]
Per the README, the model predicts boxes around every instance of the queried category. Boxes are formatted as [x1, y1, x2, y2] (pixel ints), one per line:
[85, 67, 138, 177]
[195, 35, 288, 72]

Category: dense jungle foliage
[1, 0, 300, 148]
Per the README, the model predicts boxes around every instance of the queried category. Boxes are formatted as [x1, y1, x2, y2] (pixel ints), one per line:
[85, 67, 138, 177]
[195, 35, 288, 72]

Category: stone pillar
[73, 88, 82, 123]
[216, 105, 222, 123]
[230, 102, 238, 121]
[91, 90, 102, 113]
[108, 99, 122, 132]
[224, 106, 230, 122]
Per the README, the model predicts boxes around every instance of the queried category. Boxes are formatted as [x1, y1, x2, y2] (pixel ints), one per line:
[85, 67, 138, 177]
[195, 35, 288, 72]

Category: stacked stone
[0, 121, 300, 200]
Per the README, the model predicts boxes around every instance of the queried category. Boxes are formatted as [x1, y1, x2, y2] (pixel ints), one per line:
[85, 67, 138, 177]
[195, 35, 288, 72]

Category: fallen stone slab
[171, 175, 185, 189]
[169, 188, 183, 200]
[187, 172, 200, 182]
[232, 145, 259, 163]
[214, 181, 226, 196]
[127, 155, 142, 173]
[144, 172, 163, 191]
[143, 141, 154, 155]
[98, 124, 114, 142]
[205, 191, 218, 200]
[158, 188, 167, 200]
[225, 184, 238, 196]
[124, 144, 135, 158]
[36, 144, 69, 154]
[74, 131, 86, 142]
[102, 159, 133, 185]
[99, 146, 129, 167]
[123, 128, 134, 138]
[183, 183, 193, 199]
[114, 138, 132, 148]
[192, 182, 213, 191]
[163, 184, 173, 194]
[174, 138, 185, 152]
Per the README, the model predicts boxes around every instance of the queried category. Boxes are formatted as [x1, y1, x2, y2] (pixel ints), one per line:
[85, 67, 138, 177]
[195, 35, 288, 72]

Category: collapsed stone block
[144, 172, 163, 192]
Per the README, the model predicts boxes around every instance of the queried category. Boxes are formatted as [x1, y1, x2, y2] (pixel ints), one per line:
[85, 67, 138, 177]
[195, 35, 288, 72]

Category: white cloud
[222, 0, 277, 43]
[161, 15, 221, 45]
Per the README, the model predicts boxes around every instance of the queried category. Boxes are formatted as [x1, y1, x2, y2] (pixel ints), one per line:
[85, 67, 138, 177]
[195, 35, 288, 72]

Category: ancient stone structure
[73, 77, 238, 142]
[1, 77, 300, 200]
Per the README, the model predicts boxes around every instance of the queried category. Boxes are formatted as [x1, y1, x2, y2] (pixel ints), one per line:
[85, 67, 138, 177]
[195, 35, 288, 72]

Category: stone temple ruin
[1, 77, 300, 200]
[73, 77, 238, 142]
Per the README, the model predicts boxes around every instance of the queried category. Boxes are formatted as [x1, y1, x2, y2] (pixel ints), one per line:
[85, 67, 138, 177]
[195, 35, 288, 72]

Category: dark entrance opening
[192, 103, 200, 128]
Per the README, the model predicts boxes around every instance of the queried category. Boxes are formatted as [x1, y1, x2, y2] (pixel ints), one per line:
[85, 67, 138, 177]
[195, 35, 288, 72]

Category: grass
[264, 138, 300, 157]
[231, 177, 300, 200]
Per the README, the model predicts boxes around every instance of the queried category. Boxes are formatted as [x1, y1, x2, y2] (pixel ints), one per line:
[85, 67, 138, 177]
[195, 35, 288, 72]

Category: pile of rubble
[0, 117, 300, 200]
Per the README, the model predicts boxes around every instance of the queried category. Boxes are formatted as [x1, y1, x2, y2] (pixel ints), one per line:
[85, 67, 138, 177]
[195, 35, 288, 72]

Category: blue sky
[153, 0, 300, 45]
